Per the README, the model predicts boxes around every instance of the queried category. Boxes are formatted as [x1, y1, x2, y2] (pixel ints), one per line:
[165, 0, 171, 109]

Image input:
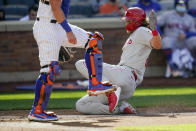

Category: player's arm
[150, 32, 162, 49]
[50, 0, 77, 44]
[149, 10, 162, 49]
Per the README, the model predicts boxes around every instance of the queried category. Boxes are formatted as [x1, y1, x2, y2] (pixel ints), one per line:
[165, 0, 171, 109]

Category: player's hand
[149, 10, 157, 30]
[178, 34, 186, 41]
[67, 32, 77, 44]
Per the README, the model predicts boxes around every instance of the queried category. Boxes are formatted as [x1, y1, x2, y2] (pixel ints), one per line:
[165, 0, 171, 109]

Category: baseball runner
[157, 0, 196, 77]
[28, 0, 118, 121]
[75, 7, 162, 115]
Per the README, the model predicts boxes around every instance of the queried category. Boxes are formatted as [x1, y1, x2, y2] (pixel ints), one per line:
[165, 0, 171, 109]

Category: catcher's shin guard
[85, 32, 117, 95]
[33, 61, 60, 114]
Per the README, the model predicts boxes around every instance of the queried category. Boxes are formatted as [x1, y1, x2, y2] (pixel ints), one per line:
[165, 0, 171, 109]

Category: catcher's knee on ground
[33, 61, 60, 113]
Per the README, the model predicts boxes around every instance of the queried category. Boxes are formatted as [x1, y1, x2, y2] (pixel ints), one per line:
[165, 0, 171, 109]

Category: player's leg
[119, 101, 136, 114]
[76, 89, 121, 115]
[75, 59, 89, 79]
[76, 59, 136, 94]
[106, 66, 137, 114]
[85, 32, 118, 95]
[28, 41, 61, 121]
[76, 78, 136, 115]
[185, 36, 196, 75]
[75, 59, 121, 112]
[62, 25, 117, 95]
[118, 77, 137, 115]
[75, 59, 137, 112]
[162, 37, 179, 77]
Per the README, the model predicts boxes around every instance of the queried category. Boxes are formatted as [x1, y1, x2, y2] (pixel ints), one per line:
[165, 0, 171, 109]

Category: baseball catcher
[28, 0, 118, 121]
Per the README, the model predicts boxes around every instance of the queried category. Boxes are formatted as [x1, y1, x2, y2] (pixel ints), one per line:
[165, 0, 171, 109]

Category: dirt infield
[0, 107, 196, 131]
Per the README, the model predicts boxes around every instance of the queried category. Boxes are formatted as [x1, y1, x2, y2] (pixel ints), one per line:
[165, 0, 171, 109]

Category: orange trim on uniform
[47, 66, 54, 85]
[90, 55, 99, 86]
[35, 84, 46, 114]
[89, 38, 97, 47]
[47, 75, 54, 85]
[88, 38, 100, 86]
[53, 65, 56, 75]
[96, 50, 102, 53]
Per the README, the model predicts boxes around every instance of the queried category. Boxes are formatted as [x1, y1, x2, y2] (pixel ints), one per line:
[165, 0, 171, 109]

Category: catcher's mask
[124, 7, 146, 32]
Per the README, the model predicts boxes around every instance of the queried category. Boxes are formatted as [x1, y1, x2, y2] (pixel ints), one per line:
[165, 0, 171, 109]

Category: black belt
[41, 0, 49, 5]
[85, 34, 93, 48]
[36, 17, 57, 24]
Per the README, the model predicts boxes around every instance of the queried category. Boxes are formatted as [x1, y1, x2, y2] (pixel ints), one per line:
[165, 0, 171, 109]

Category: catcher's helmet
[125, 7, 146, 32]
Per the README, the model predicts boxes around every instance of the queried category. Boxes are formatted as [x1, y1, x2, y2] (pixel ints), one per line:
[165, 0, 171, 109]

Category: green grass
[116, 124, 196, 131]
[0, 86, 196, 110]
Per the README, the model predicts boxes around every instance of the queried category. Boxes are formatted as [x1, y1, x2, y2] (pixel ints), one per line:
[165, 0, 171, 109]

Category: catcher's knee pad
[33, 61, 60, 114]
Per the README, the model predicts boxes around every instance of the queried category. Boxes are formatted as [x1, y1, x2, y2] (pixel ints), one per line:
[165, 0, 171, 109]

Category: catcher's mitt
[58, 46, 75, 63]
[149, 10, 157, 30]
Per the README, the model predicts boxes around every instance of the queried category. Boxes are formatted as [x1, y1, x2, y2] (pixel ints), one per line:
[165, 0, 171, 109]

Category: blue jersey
[133, 0, 161, 12]
[61, 0, 70, 18]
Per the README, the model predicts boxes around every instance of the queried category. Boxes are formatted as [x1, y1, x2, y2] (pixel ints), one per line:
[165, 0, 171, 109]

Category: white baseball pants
[75, 60, 137, 114]
[33, 17, 89, 72]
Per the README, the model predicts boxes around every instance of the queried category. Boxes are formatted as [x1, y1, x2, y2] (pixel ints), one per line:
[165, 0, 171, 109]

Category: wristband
[152, 30, 158, 36]
[61, 20, 72, 32]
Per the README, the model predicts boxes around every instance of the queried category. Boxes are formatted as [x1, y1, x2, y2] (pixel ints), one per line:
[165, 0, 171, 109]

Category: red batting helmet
[125, 7, 146, 31]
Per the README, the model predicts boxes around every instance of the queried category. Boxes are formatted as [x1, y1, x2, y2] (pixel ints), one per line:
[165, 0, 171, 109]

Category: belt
[132, 71, 138, 81]
[41, 0, 49, 5]
[36, 17, 57, 24]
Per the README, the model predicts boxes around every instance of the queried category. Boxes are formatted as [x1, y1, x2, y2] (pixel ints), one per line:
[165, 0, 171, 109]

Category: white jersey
[158, 10, 196, 38]
[37, 1, 56, 19]
[33, 0, 89, 73]
[119, 27, 153, 84]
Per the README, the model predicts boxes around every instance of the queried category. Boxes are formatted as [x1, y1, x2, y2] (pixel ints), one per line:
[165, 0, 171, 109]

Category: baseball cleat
[28, 109, 58, 121]
[119, 101, 136, 114]
[107, 87, 121, 112]
[87, 83, 117, 96]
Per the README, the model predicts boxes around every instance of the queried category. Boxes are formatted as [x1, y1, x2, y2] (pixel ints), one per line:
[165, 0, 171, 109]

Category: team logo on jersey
[128, 39, 132, 45]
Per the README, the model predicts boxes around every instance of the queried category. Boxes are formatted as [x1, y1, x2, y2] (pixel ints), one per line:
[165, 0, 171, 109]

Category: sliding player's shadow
[49, 118, 119, 128]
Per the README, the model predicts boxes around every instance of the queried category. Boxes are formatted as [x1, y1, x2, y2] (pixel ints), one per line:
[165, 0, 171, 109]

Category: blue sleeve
[188, 9, 196, 18]
[152, 2, 162, 11]
[186, 32, 196, 39]
[61, 0, 70, 19]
